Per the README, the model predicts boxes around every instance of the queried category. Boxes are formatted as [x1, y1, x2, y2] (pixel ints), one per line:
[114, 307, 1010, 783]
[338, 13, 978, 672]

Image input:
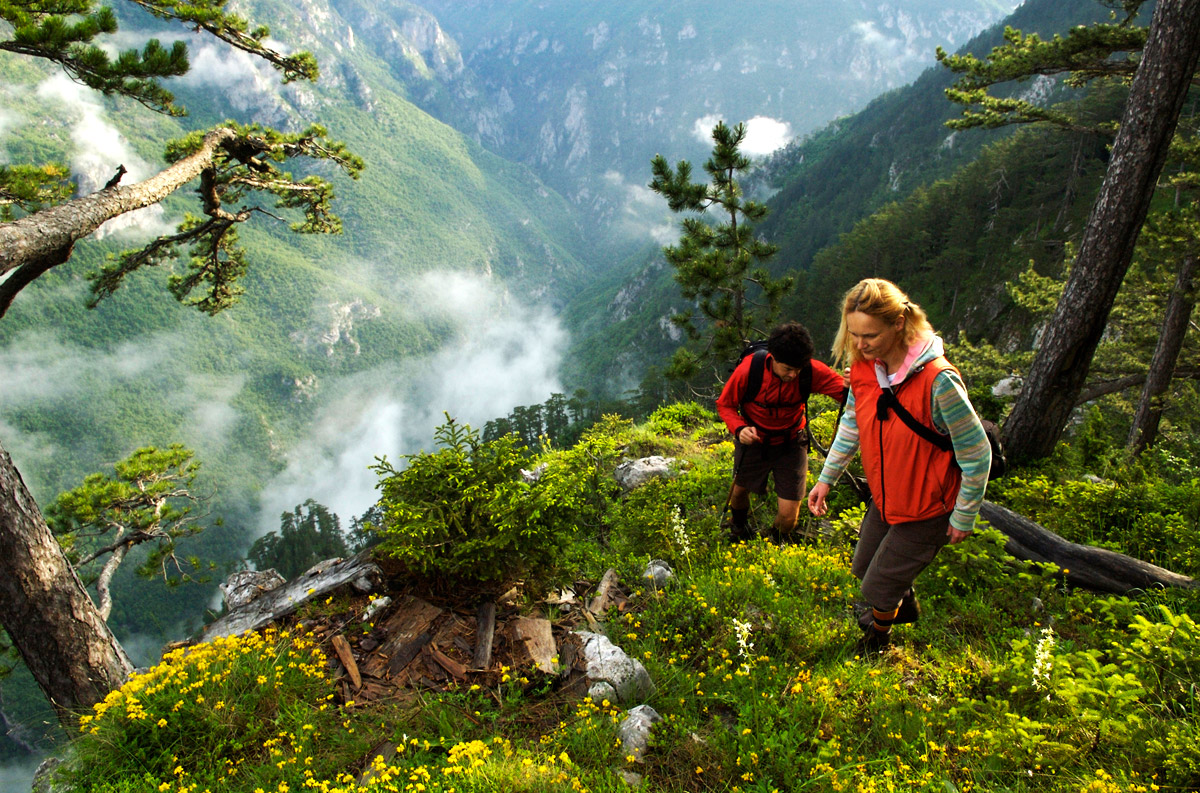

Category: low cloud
[602, 170, 677, 245]
[0, 105, 16, 160]
[0, 328, 238, 497]
[741, 116, 792, 156]
[691, 113, 723, 144]
[178, 39, 286, 123]
[691, 114, 792, 156]
[35, 74, 169, 239]
[0, 760, 42, 793]
[254, 272, 567, 538]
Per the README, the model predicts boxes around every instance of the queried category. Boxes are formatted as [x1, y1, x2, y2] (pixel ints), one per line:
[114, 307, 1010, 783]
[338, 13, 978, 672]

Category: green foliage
[62, 627, 366, 792]
[0, 0, 317, 118]
[248, 499, 351, 581]
[482, 390, 613, 451]
[39, 406, 1200, 792]
[44, 444, 212, 593]
[937, 11, 1147, 133]
[86, 122, 364, 315]
[988, 469, 1200, 574]
[372, 415, 580, 593]
[649, 121, 793, 384]
[644, 401, 718, 438]
[0, 162, 71, 220]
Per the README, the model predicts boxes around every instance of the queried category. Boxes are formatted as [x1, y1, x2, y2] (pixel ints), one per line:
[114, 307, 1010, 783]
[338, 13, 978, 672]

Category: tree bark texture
[0, 440, 133, 728]
[980, 501, 1195, 593]
[0, 128, 237, 278]
[1127, 255, 1198, 454]
[1001, 0, 1200, 463]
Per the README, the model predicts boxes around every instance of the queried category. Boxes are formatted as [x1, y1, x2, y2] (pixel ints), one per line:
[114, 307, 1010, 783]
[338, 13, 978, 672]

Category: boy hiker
[717, 322, 847, 543]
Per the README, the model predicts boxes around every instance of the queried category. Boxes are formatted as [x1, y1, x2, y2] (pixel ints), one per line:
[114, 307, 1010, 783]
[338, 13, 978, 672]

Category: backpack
[877, 384, 1008, 480]
[732, 341, 814, 441]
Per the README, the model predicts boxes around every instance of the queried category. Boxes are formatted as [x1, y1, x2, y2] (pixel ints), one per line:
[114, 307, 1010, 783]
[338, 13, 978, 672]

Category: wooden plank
[473, 601, 497, 670]
[428, 644, 467, 680]
[372, 595, 443, 677]
[512, 617, 558, 674]
[388, 631, 432, 676]
[588, 568, 620, 615]
[330, 635, 362, 690]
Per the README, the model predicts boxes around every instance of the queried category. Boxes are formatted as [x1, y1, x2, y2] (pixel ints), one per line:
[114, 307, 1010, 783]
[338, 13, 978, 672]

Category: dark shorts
[851, 504, 951, 610]
[734, 439, 809, 501]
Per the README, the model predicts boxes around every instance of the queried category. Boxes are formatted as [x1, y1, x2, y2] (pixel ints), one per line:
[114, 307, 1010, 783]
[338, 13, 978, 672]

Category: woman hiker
[807, 278, 991, 651]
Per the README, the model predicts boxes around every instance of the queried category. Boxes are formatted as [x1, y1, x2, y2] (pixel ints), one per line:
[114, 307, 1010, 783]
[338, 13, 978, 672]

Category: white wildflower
[1031, 626, 1055, 698]
[732, 618, 754, 673]
[670, 505, 690, 557]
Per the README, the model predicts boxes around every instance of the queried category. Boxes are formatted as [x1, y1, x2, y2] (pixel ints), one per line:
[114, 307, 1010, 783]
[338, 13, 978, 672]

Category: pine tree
[0, 0, 361, 726]
[938, 0, 1200, 462]
[44, 445, 212, 622]
[249, 500, 349, 581]
[649, 121, 793, 386]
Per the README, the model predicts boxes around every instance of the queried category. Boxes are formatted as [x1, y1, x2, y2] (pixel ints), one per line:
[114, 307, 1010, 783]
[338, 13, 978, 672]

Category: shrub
[372, 416, 579, 593]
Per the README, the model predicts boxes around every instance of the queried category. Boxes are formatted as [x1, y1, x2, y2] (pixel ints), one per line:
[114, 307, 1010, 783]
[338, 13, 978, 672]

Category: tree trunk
[1127, 254, 1198, 454]
[0, 440, 133, 728]
[980, 501, 1195, 593]
[1001, 0, 1200, 463]
[0, 127, 237, 278]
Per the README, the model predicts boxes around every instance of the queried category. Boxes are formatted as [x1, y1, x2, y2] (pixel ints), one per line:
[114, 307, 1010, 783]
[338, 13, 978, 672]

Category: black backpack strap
[877, 387, 953, 451]
[742, 348, 770, 406]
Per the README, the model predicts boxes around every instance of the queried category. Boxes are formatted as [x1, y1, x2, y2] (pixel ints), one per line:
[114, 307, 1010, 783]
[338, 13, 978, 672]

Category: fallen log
[979, 501, 1196, 594]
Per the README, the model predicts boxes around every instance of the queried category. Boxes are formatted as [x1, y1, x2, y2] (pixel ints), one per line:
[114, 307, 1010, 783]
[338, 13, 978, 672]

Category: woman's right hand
[807, 482, 831, 516]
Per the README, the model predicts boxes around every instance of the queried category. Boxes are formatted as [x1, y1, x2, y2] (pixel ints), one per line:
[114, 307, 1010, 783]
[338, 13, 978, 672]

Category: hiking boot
[856, 627, 891, 654]
[857, 589, 920, 629]
[895, 588, 920, 625]
[729, 522, 755, 543]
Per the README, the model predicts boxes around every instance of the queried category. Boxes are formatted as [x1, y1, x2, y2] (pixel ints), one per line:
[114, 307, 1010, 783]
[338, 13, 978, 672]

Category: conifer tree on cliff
[649, 121, 793, 388]
[938, 0, 1200, 462]
[0, 0, 362, 726]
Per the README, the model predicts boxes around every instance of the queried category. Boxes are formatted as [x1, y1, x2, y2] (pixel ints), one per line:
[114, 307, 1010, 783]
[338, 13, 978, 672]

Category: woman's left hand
[946, 527, 971, 545]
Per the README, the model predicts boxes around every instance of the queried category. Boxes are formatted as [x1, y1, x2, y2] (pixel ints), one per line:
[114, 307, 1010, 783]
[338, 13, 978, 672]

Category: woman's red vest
[851, 356, 961, 524]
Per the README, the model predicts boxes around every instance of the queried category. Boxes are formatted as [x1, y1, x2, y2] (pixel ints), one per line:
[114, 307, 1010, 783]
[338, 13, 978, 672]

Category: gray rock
[992, 376, 1023, 398]
[576, 630, 655, 703]
[614, 456, 677, 490]
[642, 560, 674, 589]
[219, 569, 286, 611]
[618, 704, 662, 762]
[618, 769, 644, 787]
[588, 680, 618, 703]
[31, 755, 69, 793]
[362, 596, 392, 622]
[521, 462, 549, 483]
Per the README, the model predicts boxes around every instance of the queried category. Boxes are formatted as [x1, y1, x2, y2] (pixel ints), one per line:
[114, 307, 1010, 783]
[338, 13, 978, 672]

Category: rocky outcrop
[614, 456, 677, 490]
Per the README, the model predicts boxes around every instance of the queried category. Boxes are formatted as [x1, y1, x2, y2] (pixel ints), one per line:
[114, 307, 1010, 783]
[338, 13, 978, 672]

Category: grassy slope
[56, 405, 1200, 792]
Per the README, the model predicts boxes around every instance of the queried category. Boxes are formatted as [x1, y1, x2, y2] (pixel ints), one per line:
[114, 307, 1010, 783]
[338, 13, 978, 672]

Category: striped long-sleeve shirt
[817, 340, 991, 533]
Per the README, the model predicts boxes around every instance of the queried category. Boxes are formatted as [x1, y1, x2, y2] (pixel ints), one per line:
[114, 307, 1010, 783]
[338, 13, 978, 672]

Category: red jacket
[852, 357, 961, 523]
[717, 355, 845, 444]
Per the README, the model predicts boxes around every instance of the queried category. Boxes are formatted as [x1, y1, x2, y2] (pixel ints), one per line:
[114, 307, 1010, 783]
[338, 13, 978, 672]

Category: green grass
[56, 406, 1200, 792]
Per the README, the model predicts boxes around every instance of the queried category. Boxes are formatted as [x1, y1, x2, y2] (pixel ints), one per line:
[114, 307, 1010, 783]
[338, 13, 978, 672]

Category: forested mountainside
[560, 0, 1114, 396]
[380, 0, 1021, 257]
[0, 0, 591, 664]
